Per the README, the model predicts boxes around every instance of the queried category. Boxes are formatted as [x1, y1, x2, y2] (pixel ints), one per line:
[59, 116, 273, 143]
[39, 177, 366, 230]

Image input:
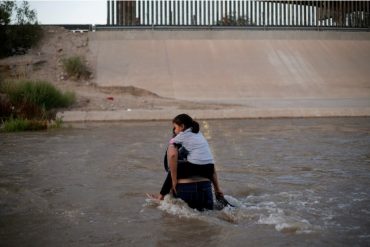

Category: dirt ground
[0, 26, 236, 112]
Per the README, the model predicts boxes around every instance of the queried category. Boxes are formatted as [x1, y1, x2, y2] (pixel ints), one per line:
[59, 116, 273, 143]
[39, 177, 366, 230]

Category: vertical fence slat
[294, 0, 297, 26]
[356, 0, 360, 28]
[220, 0, 223, 25]
[239, 0, 242, 25]
[241, 0, 243, 25]
[119, 0, 121, 25]
[253, 0, 256, 25]
[254, 0, 257, 26]
[228, 0, 233, 19]
[335, 1, 338, 27]
[354, 0, 357, 28]
[318, 0, 321, 27]
[204, 0, 207, 25]
[349, 0, 353, 27]
[362, 0, 364, 28]
[165, 0, 167, 25]
[359, 0, 362, 28]
[208, 0, 210, 25]
[297, 0, 300, 26]
[195, 0, 198, 25]
[343, 0, 346, 27]
[328, 0, 331, 26]
[177, 0, 180, 25]
[347, 0, 350, 27]
[338, 1, 341, 27]
[288, 1, 291, 26]
[111, 0, 114, 25]
[118, 0, 120, 25]
[187, 0, 189, 25]
[341, 1, 345, 27]
[115, 0, 118, 25]
[357, 0, 360, 28]
[323, 1, 329, 27]
[308, 1, 311, 26]
[107, 0, 110, 25]
[216, 0, 218, 26]
[205, 0, 208, 25]
[258, 0, 260, 26]
[366, 1, 370, 28]
[234, 0, 237, 23]
[123, 0, 126, 25]
[363, 0, 366, 28]
[291, 0, 294, 26]
[270, 1, 273, 26]
[280, 1, 283, 26]
[189, 0, 192, 25]
[301, 0, 307, 27]
[302, 0, 305, 26]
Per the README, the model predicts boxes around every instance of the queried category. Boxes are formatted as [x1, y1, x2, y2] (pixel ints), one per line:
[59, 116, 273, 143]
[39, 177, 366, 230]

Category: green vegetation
[0, 80, 75, 132]
[0, 1, 42, 58]
[62, 56, 91, 80]
[1, 80, 75, 110]
[3, 118, 47, 132]
[0, 2, 74, 132]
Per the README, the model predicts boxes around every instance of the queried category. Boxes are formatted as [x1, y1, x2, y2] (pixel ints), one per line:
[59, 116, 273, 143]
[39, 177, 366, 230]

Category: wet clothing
[176, 181, 213, 211]
[160, 162, 215, 196]
[170, 128, 214, 165]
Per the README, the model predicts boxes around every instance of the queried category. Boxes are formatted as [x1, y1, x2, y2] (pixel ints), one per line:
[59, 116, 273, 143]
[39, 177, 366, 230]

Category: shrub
[3, 118, 47, 132]
[0, 79, 75, 110]
[62, 56, 91, 80]
[0, 1, 43, 58]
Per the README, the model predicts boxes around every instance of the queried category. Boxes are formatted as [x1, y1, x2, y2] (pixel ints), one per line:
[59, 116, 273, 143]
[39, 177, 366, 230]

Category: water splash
[144, 195, 201, 219]
[143, 192, 321, 234]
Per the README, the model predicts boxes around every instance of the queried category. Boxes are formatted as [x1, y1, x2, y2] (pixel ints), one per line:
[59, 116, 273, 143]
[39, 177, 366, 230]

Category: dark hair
[172, 114, 200, 133]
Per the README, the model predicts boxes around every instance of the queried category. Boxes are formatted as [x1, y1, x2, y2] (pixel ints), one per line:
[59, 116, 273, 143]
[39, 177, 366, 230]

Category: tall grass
[0, 80, 75, 110]
[62, 56, 91, 80]
[0, 80, 75, 132]
[3, 118, 47, 132]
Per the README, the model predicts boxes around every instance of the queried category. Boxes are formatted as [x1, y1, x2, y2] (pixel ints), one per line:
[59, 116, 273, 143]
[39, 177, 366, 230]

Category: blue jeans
[175, 181, 213, 211]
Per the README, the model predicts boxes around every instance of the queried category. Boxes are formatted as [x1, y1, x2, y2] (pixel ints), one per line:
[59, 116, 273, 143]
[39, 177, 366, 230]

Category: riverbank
[57, 107, 370, 122]
[1, 27, 369, 123]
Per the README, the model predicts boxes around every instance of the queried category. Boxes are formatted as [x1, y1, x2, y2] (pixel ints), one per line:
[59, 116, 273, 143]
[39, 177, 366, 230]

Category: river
[1, 117, 369, 246]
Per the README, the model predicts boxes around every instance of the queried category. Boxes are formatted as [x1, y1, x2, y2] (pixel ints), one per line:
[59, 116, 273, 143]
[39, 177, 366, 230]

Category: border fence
[106, 1, 370, 28]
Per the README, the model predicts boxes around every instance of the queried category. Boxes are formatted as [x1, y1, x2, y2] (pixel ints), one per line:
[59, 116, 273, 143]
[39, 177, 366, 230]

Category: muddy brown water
[1, 118, 369, 246]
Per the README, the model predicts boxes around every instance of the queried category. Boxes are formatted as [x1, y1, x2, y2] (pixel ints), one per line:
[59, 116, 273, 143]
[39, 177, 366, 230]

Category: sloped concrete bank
[59, 29, 370, 122]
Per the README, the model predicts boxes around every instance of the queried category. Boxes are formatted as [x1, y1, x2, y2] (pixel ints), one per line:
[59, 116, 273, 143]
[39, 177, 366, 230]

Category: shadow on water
[1, 117, 370, 246]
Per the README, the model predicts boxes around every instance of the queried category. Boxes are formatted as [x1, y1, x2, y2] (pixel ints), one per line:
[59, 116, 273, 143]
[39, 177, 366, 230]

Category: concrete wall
[89, 30, 370, 103]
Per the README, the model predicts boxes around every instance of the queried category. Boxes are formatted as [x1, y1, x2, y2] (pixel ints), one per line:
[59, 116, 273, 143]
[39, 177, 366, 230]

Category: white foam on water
[258, 212, 313, 234]
[245, 191, 322, 234]
[143, 192, 320, 233]
[144, 195, 201, 219]
[143, 194, 247, 224]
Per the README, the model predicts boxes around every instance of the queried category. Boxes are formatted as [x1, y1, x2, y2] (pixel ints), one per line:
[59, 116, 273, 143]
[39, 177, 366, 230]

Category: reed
[62, 56, 91, 80]
[0, 79, 75, 110]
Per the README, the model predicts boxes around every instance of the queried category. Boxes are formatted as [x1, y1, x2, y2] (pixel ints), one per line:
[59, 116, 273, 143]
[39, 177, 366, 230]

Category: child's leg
[160, 172, 172, 196]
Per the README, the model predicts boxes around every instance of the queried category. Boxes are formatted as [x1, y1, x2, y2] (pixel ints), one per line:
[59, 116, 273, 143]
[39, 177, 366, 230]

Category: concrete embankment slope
[61, 30, 370, 121]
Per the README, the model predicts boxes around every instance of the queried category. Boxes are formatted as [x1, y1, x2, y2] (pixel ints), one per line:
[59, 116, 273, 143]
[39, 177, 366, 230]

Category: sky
[27, 1, 107, 25]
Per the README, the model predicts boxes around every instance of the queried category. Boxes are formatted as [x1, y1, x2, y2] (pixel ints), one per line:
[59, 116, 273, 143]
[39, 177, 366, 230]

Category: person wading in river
[150, 114, 231, 210]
